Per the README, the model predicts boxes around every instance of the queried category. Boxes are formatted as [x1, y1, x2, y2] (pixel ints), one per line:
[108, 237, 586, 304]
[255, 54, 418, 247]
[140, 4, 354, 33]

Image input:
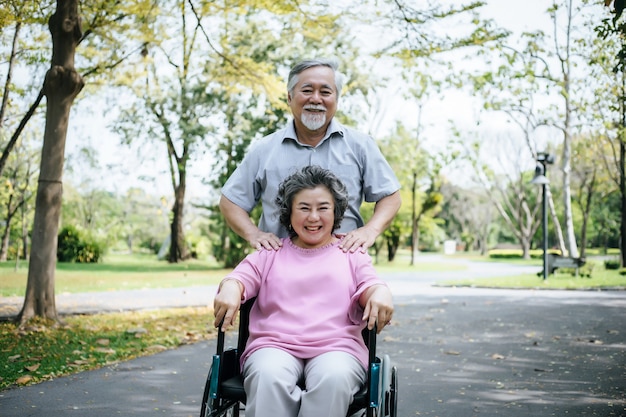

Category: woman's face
[290, 185, 335, 249]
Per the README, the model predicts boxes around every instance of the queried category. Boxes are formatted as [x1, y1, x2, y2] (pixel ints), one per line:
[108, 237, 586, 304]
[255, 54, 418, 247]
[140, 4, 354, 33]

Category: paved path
[1, 256, 625, 417]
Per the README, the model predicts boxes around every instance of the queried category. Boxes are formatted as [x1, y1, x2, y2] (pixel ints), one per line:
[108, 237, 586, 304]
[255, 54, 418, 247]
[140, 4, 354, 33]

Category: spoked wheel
[378, 355, 393, 417]
[199, 368, 213, 417]
[199, 369, 240, 417]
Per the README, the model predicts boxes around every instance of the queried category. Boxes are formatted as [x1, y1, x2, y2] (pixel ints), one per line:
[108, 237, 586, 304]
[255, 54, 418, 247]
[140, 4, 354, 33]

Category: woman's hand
[360, 284, 394, 334]
[213, 279, 244, 332]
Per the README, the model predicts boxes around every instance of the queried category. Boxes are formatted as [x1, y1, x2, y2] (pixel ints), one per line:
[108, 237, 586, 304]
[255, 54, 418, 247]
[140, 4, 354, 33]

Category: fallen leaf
[96, 338, 110, 346]
[16, 375, 33, 385]
[126, 327, 148, 335]
[25, 364, 40, 372]
[8, 354, 21, 362]
[94, 347, 116, 354]
[444, 350, 461, 355]
[146, 345, 168, 353]
[491, 353, 505, 360]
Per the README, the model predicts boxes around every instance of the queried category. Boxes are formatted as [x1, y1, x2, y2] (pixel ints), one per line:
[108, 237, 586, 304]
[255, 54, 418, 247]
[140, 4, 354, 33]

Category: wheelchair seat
[200, 297, 398, 417]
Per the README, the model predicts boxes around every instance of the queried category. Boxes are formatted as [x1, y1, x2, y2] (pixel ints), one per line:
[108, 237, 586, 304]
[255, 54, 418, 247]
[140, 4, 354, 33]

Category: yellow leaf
[96, 338, 110, 346]
[25, 364, 41, 372]
[16, 375, 33, 385]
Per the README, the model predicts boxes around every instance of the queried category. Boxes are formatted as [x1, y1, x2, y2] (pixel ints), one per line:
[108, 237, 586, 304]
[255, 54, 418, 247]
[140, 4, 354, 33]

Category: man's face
[288, 66, 338, 133]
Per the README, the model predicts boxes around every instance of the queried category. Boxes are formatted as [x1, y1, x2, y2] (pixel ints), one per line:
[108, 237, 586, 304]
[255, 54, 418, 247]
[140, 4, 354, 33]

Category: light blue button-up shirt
[222, 119, 400, 237]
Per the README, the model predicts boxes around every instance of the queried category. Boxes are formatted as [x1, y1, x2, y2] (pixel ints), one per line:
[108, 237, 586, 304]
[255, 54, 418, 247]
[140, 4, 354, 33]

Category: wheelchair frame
[200, 298, 398, 417]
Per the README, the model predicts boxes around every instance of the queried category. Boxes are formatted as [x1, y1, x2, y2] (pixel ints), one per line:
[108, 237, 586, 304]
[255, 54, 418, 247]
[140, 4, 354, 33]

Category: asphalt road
[1, 257, 624, 417]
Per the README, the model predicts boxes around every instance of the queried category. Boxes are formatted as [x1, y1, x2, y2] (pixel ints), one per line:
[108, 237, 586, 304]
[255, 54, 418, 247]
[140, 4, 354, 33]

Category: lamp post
[531, 153, 554, 280]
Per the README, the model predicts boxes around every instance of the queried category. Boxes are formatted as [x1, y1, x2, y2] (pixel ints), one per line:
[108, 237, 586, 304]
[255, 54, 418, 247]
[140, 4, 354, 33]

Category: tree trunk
[0, 202, 13, 261]
[168, 173, 188, 263]
[19, 0, 84, 324]
[387, 236, 398, 262]
[410, 172, 417, 265]
[546, 187, 566, 254]
[21, 203, 29, 260]
[619, 138, 626, 268]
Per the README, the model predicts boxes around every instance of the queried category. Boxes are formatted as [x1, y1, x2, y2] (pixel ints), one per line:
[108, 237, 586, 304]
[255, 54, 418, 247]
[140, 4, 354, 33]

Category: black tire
[199, 368, 213, 417]
[389, 366, 398, 417]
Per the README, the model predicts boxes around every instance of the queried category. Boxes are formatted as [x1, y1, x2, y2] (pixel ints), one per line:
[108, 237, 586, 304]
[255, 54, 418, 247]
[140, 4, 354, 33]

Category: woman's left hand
[361, 285, 394, 333]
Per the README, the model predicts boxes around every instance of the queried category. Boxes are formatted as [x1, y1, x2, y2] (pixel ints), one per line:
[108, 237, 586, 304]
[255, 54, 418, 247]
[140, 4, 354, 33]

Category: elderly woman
[213, 165, 394, 417]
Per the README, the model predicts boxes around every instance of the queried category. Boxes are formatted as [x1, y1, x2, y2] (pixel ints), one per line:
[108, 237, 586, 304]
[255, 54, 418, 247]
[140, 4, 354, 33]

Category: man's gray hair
[287, 58, 344, 99]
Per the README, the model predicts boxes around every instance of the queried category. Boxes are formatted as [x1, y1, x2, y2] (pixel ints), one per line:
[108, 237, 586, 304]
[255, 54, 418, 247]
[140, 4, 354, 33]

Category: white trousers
[242, 348, 367, 417]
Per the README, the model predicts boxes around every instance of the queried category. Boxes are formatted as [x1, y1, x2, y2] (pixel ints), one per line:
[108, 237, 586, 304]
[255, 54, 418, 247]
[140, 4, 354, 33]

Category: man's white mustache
[303, 105, 327, 111]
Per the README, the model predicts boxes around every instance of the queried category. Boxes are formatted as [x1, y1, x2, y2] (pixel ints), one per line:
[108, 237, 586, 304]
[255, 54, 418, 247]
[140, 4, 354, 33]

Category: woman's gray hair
[276, 165, 349, 238]
[287, 58, 344, 99]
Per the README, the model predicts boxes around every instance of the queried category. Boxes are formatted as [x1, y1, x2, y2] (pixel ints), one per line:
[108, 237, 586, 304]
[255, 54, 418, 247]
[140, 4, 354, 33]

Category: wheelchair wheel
[378, 355, 398, 417]
[388, 366, 398, 417]
[199, 368, 240, 417]
[199, 368, 213, 417]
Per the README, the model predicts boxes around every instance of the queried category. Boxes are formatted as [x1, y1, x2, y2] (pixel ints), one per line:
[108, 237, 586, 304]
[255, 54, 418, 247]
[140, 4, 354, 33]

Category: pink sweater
[223, 237, 385, 369]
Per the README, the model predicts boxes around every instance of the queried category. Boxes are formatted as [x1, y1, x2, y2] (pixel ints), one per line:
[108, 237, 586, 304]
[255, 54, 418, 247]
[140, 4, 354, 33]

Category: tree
[18, 0, 84, 324]
[571, 134, 615, 258]
[379, 122, 443, 263]
[0, 1, 50, 178]
[0, 136, 37, 260]
[440, 183, 495, 255]
[112, 0, 332, 263]
[456, 132, 543, 259]
[599, 0, 626, 266]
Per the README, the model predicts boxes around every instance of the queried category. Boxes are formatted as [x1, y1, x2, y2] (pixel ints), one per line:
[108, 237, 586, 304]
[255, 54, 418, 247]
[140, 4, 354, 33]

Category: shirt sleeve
[346, 129, 400, 203]
[221, 141, 264, 213]
[347, 250, 387, 324]
[221, 249, 271, 302]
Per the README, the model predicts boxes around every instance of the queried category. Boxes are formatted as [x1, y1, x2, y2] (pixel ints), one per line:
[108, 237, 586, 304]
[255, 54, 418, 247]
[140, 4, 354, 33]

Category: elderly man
[219, 58, 401, 253]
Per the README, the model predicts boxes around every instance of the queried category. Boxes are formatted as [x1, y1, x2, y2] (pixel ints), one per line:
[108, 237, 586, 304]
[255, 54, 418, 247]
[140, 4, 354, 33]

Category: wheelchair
[200, 297, 398, 417]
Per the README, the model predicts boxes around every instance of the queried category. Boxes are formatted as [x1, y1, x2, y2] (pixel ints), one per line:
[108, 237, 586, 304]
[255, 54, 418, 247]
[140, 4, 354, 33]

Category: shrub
[57, 225, 104, 263]
[488, 249, 560, 259]
[604, 259, 621, 270]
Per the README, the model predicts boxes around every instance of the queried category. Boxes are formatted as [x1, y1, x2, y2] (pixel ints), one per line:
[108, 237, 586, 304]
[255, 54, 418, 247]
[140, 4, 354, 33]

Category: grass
[0, 253, 230, 297]
[439, 260, 626, 290]
[0, 252, 463, 297]
[0, 250, 623, 391]
[0, 306, 217, 390]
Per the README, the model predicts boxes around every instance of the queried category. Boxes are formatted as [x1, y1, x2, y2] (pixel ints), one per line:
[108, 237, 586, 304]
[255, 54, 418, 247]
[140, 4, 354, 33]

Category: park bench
[546, 254, 586, 276]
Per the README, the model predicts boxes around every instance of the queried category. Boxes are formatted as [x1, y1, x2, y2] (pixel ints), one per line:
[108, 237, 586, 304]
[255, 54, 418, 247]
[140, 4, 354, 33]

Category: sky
[63, 0, 574, 200]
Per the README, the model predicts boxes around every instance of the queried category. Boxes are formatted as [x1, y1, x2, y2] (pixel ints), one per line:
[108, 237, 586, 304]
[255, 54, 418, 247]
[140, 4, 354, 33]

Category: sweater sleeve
[347, 250, 387, 324]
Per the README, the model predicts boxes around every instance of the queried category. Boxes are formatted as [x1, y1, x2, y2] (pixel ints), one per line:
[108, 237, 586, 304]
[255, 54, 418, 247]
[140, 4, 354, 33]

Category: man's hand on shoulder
[338, 227, 377, 253]
[249, 230, 282, 251]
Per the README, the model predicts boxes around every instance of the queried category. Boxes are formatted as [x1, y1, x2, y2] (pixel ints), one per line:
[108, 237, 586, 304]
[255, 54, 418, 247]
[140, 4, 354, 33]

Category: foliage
[488, 248, 561, 259]
[57, 225, 104, 264]
[0, 307, 217, 390]
[604, 259, 621, 269]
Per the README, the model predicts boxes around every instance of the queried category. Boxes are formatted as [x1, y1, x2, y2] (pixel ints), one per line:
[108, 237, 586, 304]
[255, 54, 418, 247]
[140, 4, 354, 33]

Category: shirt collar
[283, 118, 344, 147]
